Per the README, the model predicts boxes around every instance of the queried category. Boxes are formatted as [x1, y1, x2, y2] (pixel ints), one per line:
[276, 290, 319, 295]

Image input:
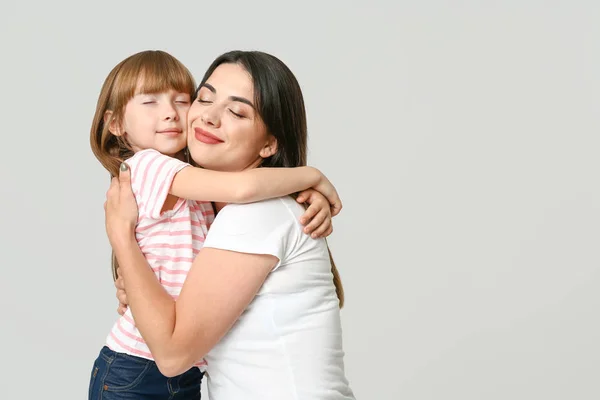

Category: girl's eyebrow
[200, 83, 254, 109]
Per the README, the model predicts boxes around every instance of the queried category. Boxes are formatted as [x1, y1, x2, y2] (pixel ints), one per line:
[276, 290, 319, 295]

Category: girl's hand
[297, 189, 334, 238]
[311, 172, 342, 216]
[104, 163, 138, 251]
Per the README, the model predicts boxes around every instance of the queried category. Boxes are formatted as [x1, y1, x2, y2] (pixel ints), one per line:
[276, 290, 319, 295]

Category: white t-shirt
[202, 196, 355, 400]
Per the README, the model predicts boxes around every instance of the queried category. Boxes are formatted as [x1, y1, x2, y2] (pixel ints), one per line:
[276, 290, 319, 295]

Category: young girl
[88, 50, 340, 400]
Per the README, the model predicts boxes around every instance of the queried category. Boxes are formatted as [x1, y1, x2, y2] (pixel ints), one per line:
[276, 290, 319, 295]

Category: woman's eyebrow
[229, 96, 254, 108]
[201, 83, 216, 93]
[200, 83, 254, 109]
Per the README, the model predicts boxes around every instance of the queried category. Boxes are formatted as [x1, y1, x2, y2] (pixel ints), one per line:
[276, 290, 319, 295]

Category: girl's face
[186, 63, 277, 172]
[110, 86, 191, 157]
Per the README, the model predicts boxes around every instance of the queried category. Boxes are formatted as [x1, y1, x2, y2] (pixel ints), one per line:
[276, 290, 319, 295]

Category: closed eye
[229, 109, 244, 118]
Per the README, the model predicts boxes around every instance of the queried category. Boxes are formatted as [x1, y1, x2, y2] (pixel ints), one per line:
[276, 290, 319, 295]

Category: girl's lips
[157, 128, 183, 137]
[194, 127, 224, 144]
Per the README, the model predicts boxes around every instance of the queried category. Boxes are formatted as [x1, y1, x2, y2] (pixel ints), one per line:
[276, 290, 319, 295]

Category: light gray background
[1, 1, 598, 399]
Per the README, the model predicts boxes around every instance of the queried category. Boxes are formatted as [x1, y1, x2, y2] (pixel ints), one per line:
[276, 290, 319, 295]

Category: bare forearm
[242, 166, 322, 201]
[171, 165, 322, 203]
[112, 237, 178, 363]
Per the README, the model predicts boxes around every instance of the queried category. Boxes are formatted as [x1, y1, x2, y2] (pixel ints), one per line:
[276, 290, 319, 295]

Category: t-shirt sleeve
[126, 149, 190, 219]
[202, 198, 299, 270]
[198, 201, 216, 228]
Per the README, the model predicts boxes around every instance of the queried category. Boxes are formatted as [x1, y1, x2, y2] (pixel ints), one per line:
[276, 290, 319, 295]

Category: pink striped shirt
[105, 149, 214, 369]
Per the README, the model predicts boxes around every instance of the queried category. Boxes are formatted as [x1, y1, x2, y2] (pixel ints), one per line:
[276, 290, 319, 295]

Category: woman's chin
[189, 156, 223, 171]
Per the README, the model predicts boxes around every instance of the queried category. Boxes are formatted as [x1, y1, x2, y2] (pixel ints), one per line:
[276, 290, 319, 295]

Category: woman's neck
[202, 159, 263, 214]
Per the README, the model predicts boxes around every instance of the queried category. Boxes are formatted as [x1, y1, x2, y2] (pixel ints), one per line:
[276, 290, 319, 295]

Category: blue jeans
[88, 346, 203, 400]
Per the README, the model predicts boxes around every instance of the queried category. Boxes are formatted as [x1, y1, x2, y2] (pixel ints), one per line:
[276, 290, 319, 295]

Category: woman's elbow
[155, 356, 191, 378]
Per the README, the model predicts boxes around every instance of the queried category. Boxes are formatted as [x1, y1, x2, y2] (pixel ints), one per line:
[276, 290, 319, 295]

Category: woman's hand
[104, 163, 138, 251]
[115, 269, 128, 315]
[297, 189, 334, 238]
[311, 171, 342, 217]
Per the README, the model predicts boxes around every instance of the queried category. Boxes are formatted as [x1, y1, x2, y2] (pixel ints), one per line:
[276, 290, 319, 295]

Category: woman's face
[186, 63, 277, 172]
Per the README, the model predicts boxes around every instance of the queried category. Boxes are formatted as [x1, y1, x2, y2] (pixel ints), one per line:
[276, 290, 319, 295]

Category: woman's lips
[194, 127, 224, 144]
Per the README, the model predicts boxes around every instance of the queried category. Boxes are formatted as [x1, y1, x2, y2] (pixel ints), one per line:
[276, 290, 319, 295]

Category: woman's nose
[201, 107, 220, 128]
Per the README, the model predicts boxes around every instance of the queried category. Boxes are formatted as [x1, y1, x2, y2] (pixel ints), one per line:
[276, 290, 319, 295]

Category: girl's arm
[170, 164, 341, 215]
[130, 150, 341, 228]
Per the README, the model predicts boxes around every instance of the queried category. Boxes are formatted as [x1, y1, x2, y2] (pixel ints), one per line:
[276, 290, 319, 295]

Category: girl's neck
[214, 201, 227, 212]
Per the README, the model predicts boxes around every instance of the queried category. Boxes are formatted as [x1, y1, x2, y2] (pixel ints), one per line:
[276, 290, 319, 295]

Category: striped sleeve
[198, 201, 216, 227]
[126, 149, 190, 219]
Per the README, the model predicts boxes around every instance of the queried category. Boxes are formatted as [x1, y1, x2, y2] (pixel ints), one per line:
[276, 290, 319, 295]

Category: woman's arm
[170, 165, 341, 215]
[114, 188, 334, 318]
[105, 167, 280, 376]
[112, 237, 274, 377]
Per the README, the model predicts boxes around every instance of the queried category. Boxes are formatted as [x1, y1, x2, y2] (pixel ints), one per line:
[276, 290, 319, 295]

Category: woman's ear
[104, 111, 123, 136]
[259, 135, 278, 159]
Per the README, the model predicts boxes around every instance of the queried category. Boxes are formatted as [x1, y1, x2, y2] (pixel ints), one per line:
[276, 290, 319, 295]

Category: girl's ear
[104, 111, 123, 136]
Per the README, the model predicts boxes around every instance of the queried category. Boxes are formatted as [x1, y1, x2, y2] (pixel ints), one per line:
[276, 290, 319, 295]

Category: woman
[106, 50, 355, 399]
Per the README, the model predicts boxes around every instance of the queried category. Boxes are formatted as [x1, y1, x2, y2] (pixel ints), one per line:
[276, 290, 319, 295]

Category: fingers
[110, 176, 119, 189]
[119, 162, 131, 184]
[115, 276, 125, 290]
[116, 288, 128, 305]
[317, 176, 342, 216]
[330, 198, 342, 217]
[314, 223, 333, 238]
[304, 208, 331, 238]
[116, 266, 128, 316]
[300, 201, 320, 226]
[106, 177, 119, 203]
[115, 269, 127, 306]
[118, 163, 137, 205]
[296, 189, 315, 205]
[312, 212, 333, 238]
[106, 164, 130, 205]
[117, 303, 127, 316]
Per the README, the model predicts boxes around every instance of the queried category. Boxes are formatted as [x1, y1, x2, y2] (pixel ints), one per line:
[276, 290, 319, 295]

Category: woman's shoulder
[212, 197, 302, 234]
[222, 196, 302, 218]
